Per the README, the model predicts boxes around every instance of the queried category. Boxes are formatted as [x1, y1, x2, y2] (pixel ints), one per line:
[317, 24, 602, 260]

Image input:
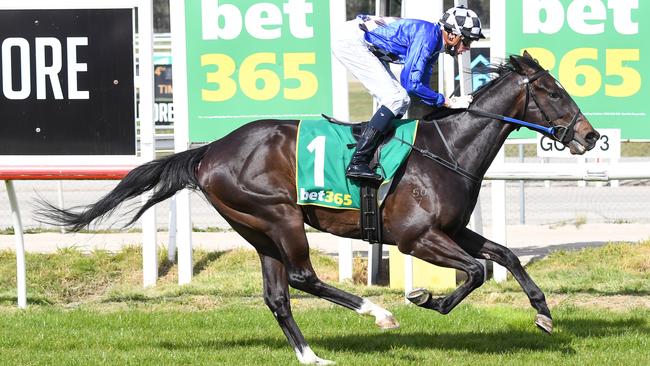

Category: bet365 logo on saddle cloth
[296, 119, 418, 209]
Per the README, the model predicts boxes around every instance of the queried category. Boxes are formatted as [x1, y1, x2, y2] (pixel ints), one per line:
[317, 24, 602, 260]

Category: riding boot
[346, 106, 396, 182]
[346, 127, 384, 181]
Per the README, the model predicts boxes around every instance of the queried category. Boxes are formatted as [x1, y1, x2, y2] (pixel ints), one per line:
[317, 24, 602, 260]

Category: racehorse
[38, 52, 599, 365]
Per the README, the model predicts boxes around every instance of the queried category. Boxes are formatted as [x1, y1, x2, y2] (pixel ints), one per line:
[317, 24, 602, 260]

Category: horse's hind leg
[259, 253, 334, 365]
[270, 219, 399, 329]
[399, 228, 486, 315]
[452, 228, 553, 334]
[222, 218, 333, 364]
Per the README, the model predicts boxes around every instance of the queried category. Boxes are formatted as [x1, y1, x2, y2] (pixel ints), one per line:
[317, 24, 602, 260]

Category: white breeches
[331, 19, 410, 117]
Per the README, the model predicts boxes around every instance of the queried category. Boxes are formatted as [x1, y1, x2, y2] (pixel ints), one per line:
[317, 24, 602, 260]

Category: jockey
[331, 5, 485, 182]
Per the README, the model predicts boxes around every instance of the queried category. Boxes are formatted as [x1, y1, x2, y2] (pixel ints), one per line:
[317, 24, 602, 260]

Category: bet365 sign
[506, 0, 649, 139]
[183, 0, 333, 143]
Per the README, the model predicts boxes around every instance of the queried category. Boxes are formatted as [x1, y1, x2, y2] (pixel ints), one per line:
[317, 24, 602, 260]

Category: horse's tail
[37, 144, 211, 232]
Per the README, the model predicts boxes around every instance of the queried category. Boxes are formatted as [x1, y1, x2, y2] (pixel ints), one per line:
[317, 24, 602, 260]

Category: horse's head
[509, 51, 600, 154]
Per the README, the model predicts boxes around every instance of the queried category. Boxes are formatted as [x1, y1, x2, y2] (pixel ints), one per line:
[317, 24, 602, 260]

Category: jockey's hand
[445, 95, 473, 109]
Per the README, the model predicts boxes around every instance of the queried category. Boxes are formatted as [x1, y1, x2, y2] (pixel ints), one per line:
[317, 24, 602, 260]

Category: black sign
[154, 64, 172, 101]
[0, 9, 135, 155]
[154, 64, 173, 125]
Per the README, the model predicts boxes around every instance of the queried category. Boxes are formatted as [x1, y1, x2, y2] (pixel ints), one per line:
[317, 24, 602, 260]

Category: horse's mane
[423, 55, 526, 121]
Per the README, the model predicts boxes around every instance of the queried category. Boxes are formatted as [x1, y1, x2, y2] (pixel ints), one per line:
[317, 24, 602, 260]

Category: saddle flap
[296, 118, 418, 209]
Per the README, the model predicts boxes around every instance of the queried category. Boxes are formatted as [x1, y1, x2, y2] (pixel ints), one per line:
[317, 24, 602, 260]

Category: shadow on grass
[156, 329, 574, 354]
[317, 330, 575, 354]
[158, 258, 175, 278]
[193, 251, 226, 276]
[0, 295, 52, 306]
[558, 316, 650, 337]
[155, 316, 649, 355]
[552, 289, 650, 296]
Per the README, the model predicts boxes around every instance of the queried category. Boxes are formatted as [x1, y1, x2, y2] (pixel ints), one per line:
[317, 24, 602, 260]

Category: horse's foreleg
[452, 228, 553, 334]
[272, 222, 399, 329]
[259, 253, 334, 365]
[399, 228, 486, 314]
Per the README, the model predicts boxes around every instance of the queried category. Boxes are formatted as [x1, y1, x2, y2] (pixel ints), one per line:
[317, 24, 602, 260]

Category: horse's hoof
[297, 348, 335, 365]
[376, 315, 400, 330]
[406, 288, 431, 306]
[535, 314, 553, 334]
[301, 357, 335, 365]
[314, 358, 335, 365]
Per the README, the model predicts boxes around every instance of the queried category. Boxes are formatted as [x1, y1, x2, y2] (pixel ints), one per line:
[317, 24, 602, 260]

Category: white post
[338, 238, 353, 282]
[176, 190, 193, 284]
[490, 0, 508, 282]
[610, 156, 620, 187]
[170, 0, 194, 285]
[455, 0, 471, 95]
[491, 149, 508, 282]
[375, 0, 387, 16]
[577, 156, 587, 187]
[543, 157, 551, 188]
[138, 0, 158, 287]
[168, 195, 177, 262]
[6, 180, 26, 309]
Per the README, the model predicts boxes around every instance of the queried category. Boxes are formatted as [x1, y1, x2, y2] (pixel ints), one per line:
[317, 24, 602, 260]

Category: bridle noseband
[515, 69, 580, 144]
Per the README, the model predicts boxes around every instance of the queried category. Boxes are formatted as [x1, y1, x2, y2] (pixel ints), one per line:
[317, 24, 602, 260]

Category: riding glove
[445, 95, 473, 109]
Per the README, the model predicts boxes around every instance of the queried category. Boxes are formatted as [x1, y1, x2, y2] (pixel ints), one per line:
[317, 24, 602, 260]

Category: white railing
[485, 162, 650, 181]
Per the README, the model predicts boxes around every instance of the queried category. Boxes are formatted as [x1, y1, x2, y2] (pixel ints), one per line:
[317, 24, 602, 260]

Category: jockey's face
[442, 30, 471, 56]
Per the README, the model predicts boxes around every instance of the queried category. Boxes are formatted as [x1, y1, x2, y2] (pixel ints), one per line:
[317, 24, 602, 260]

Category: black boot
[346, 127, 384, 181]
[346, 106, 397, 182]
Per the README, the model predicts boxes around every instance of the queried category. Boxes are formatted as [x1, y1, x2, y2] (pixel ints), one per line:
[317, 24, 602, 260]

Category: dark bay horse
[39, 53, 599, 365]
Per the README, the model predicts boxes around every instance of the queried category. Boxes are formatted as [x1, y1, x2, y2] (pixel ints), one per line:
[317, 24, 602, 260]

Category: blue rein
[465, 108, 556, 136]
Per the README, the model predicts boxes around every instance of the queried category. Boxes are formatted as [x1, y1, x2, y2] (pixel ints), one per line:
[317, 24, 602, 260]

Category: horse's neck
[445, 79, 521, 178]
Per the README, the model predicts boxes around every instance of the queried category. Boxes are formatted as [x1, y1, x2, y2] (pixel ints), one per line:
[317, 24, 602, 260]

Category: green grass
[481, 242, 650, 297]
[1, 242, 649, 365]
[0, 306, 648, 365]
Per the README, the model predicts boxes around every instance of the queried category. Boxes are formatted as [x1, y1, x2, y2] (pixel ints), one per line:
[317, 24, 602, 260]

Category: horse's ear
[521, 50, 543, 69]
[509, 55, 524, 74]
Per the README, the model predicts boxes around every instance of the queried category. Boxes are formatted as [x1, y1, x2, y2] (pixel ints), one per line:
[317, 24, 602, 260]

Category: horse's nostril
[585, 132, 599, 144]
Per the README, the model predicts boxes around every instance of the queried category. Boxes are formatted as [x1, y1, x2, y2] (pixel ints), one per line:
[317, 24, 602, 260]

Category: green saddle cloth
[296, 119, 418, 209]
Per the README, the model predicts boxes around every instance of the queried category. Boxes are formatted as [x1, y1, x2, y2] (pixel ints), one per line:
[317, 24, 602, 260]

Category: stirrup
[346, 164, 383, 182]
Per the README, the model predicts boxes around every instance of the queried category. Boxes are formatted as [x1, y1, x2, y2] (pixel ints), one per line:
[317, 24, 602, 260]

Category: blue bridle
[467, 69, 580, 144]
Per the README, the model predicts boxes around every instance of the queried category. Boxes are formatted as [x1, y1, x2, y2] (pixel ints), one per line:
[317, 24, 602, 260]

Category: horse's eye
[549, 92, 561, 99]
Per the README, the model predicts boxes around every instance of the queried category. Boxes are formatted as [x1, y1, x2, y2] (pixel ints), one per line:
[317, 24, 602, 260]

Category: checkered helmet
[439, 5, 485, 40]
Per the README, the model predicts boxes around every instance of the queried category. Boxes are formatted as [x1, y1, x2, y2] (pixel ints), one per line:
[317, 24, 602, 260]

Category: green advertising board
[506, 0, 649, 139]
[183, 0, 334, 143]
